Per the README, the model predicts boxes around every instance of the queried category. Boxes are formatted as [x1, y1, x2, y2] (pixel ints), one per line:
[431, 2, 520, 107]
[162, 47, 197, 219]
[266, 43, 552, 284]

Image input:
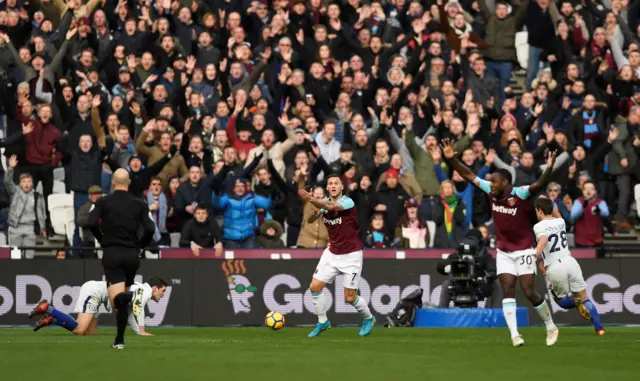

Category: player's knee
[523, 288, 541, 303]
[344, 293, 358, 304]
[500, 282, 516, 297]
[574, 289, 589, 300]
[309, 282, 324, 294]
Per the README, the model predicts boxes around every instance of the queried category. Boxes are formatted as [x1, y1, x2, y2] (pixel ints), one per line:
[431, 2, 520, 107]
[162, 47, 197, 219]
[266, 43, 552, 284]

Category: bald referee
[88, 169, 155, 349]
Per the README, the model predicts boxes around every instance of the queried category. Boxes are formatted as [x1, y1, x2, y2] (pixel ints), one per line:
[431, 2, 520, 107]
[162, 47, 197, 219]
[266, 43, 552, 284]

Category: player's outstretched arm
[298, 189, 346, 212]
[529, 150, 557, 194]
[439, 139, 478, 185]
[307, 209, 323, 224]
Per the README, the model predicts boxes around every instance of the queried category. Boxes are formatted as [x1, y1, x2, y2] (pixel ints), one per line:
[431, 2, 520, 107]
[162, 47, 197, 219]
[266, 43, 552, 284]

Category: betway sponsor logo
[260, 274, 442, 315]
[323, 217, 342, 225]
[0, 275, 171, 326]
[548, 273, 640, 314]
[492, 204, 518, 216]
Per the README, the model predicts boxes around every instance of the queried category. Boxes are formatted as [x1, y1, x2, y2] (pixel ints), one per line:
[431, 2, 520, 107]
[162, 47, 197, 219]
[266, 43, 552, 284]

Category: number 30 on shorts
[519, 255, 535, 266]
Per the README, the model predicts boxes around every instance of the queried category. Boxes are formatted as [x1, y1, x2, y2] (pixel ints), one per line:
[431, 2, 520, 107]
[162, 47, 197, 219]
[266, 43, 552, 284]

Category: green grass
[1, 327, 638, 381]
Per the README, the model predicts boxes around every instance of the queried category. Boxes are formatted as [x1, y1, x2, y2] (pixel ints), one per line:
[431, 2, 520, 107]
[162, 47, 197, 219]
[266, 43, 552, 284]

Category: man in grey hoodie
[5, 155, 46, 259]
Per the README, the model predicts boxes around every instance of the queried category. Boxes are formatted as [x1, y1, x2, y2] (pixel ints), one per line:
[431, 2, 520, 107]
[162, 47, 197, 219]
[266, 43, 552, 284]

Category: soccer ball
[265, 311, 285, 330]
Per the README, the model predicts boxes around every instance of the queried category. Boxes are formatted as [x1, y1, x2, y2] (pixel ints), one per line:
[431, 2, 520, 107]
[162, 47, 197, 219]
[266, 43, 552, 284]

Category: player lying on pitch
[28, 277, 168, 336]
[533, 198, 605, 335]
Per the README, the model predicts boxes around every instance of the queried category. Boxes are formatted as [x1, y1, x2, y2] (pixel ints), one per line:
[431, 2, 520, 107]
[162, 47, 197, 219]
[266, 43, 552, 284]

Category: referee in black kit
[88, 168, 155, 349]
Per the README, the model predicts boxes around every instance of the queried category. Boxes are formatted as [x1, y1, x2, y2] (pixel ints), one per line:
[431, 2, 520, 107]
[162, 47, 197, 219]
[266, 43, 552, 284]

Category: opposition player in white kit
[298, 174, 375, 337]
[533, 198, 605, 335]
[28, 277, 168, 336]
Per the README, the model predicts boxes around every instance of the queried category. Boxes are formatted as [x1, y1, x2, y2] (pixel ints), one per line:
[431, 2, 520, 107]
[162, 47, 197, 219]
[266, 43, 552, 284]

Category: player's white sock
[502, 298, 520, 338]
[350, 296, 373, 319]
[311, 291, 328, 323]
[534, 300, 556, 330]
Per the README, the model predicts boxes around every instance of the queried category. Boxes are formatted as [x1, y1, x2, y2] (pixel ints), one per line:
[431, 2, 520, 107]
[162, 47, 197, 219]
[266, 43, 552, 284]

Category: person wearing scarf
[438, 1, 488, 54]
[433, 180, 465, 248]
[147, 178, 169, 246]
[364, 212, 392, 248]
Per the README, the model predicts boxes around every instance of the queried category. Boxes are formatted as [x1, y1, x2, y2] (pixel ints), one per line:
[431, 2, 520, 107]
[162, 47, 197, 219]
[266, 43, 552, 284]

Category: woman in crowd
[394, 198, 429, 249]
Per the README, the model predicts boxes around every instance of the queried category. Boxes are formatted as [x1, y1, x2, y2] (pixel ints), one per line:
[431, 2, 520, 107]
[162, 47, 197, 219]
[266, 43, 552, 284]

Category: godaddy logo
[221, 260, 257, 314]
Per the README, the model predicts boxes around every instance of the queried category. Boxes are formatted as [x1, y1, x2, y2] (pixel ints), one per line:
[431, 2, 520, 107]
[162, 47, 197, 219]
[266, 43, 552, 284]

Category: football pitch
[1, 327, 638, 380]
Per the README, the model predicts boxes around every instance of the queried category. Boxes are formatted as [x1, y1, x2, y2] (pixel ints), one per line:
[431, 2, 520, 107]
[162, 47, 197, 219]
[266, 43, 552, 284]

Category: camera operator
[437, 229, 502, 308]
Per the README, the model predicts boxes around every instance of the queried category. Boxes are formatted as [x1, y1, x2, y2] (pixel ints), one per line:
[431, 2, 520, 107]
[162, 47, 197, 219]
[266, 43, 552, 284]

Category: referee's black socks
[113, 292, 133, 344]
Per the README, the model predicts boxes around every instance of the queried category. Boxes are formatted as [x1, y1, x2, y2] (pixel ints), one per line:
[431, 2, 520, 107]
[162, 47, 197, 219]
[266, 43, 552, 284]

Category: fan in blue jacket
[212, 177, 271, 249]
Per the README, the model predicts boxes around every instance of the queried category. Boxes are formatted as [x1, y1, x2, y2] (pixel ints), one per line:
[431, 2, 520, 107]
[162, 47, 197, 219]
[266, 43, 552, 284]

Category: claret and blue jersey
[320, 195, 361, 255]
[474, 177, 536, 252]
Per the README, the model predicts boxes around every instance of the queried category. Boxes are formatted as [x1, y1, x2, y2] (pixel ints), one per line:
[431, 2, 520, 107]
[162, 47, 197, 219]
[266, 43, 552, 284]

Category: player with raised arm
[298, 174, 375, 337]
[28, 277, 168, 336]
[441, 139, 558, 347]
[533, 197, 605, 335]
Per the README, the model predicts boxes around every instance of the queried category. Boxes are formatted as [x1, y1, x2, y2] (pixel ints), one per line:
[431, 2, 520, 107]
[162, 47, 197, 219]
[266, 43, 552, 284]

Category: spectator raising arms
[433, 180, 466, 249]
[5, 155, 46, 259]
[212, 177, 271, 249]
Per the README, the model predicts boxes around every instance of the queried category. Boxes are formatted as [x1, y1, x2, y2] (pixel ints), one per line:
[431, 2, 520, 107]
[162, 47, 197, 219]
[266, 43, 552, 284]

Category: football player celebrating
[298, 174, 375, 337]
[441, 139, 558, 347]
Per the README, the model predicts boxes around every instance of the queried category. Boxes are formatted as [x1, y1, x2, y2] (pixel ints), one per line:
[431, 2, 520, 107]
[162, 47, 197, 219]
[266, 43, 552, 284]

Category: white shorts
[496, 248, 537, 276]
[313, 248, 363, 289]
[545, 256, 587, 298]
[74, 287, 103, 315]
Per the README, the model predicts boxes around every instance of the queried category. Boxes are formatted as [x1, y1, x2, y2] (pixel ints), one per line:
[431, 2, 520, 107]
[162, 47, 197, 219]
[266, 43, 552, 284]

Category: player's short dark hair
[534, 197, 554, 215]
[493, 168, 512, 184]
[147, 276, 168, 289]
[326, 173, 343, 183]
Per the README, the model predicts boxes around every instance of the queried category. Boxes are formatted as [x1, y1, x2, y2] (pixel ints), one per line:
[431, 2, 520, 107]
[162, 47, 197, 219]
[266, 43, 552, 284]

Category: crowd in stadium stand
[0, 0, 639, 258]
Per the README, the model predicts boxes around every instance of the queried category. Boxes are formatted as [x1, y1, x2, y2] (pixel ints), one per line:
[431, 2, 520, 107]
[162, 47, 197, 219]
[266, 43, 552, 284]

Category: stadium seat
[426, 221, 436, 248]
[53, 167, 65, 181]
[567, 233, 575, 248]
[52, 180, 66, 194]
[64, 208, 76, 245]
[170, 232, 181, 248]
[48, 194, 74, 237]
[10, 246, 22, 260]
[0, 231, 6, 245]
[48, 193, 73, 210]
[515, 31, 528, 69]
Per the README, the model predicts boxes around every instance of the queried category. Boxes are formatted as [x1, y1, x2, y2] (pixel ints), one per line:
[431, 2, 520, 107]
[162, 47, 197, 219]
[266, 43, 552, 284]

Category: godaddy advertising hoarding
[0, 258, 639, 326]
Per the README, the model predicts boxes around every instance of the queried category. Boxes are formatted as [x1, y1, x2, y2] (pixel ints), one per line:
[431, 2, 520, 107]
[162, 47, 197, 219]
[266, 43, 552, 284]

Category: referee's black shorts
[102, 246, 140, 287]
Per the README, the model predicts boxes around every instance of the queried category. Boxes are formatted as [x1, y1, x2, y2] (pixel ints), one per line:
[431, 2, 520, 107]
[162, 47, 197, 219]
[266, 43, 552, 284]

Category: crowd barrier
[1, 253, 639, 327]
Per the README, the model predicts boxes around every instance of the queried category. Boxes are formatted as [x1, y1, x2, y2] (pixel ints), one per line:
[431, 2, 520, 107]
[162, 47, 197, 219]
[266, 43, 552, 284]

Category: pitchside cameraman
[437, 229, 502, 308]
